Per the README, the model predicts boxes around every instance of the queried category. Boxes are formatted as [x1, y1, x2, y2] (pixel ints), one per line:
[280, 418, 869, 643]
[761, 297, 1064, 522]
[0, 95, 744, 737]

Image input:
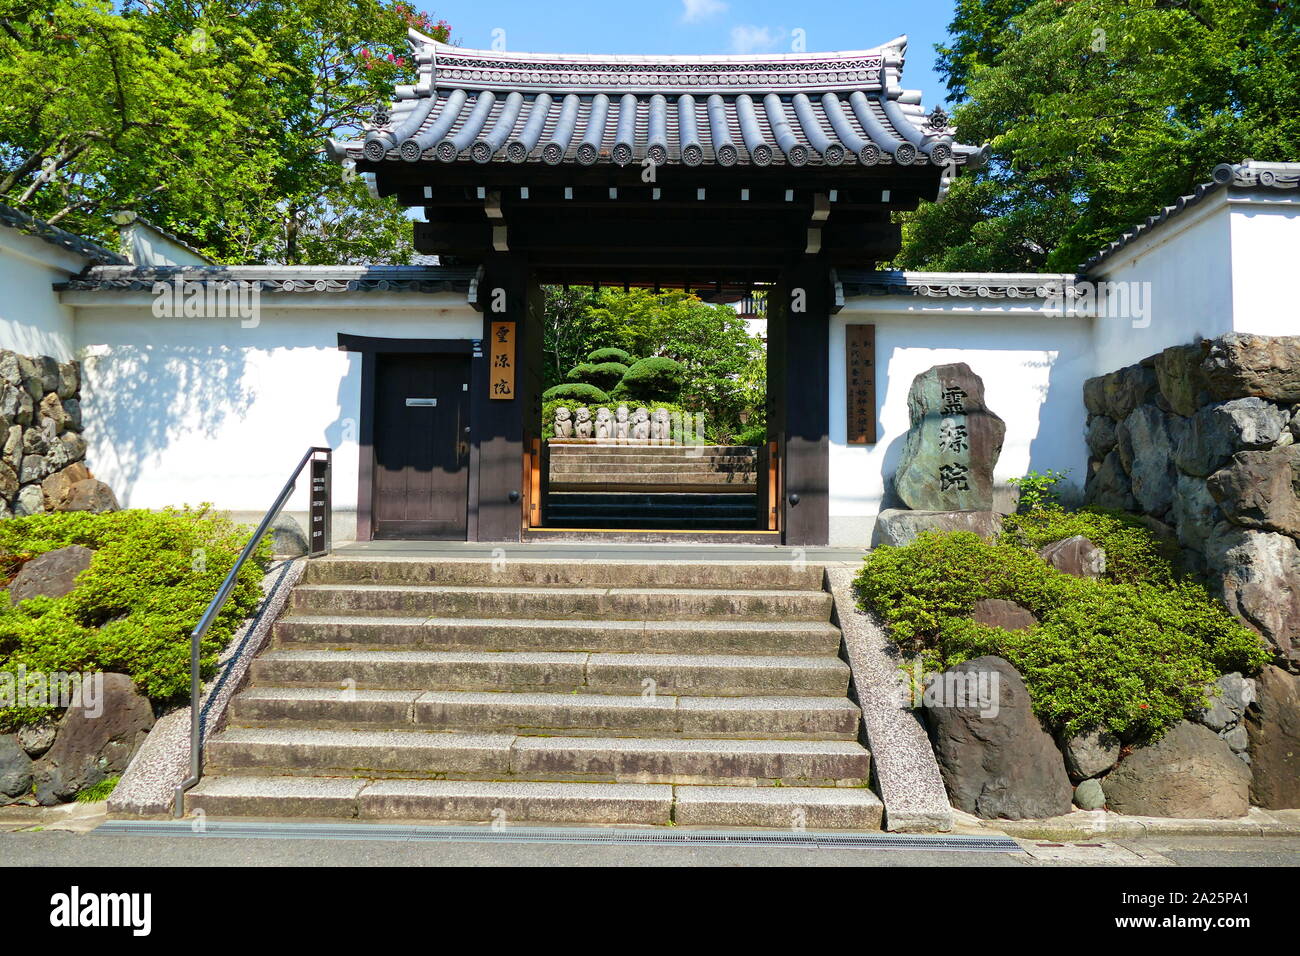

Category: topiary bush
[854, 529, 1271, 741]
[566, 361, 630, 393]
[586, 347, 634, 366]
[541, 382, 610, 404]
[613, 356, 685, 402]
[0, 507, 271, 731]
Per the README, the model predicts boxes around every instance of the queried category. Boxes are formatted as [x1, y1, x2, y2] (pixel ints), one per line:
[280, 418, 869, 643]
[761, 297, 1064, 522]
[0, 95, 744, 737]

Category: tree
[896, 0, 1300, 272]
[0, 0, 451, 264]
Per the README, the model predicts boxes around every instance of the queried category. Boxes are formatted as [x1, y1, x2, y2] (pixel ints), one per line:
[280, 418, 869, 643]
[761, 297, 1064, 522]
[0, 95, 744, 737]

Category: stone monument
[574, 406, 592, 439]
[614, 405, 630, 440]
[553, 406, 573, 438]
[894, 363, 1005, 511]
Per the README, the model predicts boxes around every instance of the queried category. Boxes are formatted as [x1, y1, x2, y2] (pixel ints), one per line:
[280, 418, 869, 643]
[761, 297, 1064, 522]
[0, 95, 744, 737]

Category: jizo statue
[574, 406, 593, 439]
[631, 407, 651, 440]
[651, 407, 670, 441]
[614, 405, 630, 440]
[553, 406, 574, 439]
[595, 406, 612, 439]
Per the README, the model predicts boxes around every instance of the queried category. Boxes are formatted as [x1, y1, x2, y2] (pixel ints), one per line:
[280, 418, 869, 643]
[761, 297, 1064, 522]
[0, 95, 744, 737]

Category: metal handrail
[173, 446, 332, 817]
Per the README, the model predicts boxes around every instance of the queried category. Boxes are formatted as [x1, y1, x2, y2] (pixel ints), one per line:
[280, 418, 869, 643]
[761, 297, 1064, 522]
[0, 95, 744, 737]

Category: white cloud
[681, 0, 727, 23]
[729, 25, 778, 54]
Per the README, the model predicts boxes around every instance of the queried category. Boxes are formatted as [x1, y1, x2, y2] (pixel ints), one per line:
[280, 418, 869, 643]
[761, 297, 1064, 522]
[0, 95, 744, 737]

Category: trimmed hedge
[612, 356, 685, 402]
[0, 508, 271, 730]
[586, 348, 634, 365]
[854, 523, 1270, 741]
[566, 361, 630, 393]
[541, 382, 610, 404]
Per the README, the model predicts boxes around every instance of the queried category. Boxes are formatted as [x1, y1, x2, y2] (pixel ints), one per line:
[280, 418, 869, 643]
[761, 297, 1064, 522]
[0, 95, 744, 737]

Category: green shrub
[854, 529, 1271, 740]
[76, 775, 120, 803]
[1007, 469, 1070, 512]
[613, 356, 685, 402]
[734, 423, 768, 447]
[0, 507, 271, 731]
[541, 382, 610, 404]
[1001, 506, 1182, 585]
[566, 361, 629, 393]
[586, 347, 634, 366]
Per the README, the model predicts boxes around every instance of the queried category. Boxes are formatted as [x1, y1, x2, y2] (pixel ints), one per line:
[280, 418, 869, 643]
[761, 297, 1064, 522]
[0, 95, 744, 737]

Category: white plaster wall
[1089, 194, 1235, 373]
[70, 295, 481, 539]
[828, 301, 1093, 546]
[0, 228, 84, 360]
[1228, 198, 1300, 336]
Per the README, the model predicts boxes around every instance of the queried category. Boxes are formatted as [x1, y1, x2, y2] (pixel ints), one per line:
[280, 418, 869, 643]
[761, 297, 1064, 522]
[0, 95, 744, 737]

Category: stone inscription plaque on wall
[490, 321, 515, 400]
[846, 324, 876, 444]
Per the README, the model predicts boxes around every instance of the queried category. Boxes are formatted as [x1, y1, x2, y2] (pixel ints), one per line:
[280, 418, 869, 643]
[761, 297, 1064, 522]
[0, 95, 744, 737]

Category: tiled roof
[838, 269, 1081, 300]
[331, 31, 987, 171]
[1080, 161, 1300, 274]
[0, 203, 128, 265]
[56, 264, 478, 294]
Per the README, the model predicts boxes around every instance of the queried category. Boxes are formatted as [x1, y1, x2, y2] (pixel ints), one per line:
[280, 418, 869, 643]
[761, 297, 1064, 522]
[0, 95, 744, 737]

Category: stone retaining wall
[1083, 332, 1300, 667]
[0, 347, 116, 517]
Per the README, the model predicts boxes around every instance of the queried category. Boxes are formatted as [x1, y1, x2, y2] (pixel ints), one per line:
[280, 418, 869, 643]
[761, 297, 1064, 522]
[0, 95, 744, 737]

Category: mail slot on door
[406, 398, 437, 407]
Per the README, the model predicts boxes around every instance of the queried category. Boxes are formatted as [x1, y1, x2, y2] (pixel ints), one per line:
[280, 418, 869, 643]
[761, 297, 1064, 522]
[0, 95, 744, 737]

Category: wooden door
[373, 353, 470, 539]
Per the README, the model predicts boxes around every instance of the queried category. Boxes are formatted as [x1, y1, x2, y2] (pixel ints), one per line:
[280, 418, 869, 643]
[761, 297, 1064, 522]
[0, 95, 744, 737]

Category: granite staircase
[545, 444, 759, 530]
[186, 557, 882, 829]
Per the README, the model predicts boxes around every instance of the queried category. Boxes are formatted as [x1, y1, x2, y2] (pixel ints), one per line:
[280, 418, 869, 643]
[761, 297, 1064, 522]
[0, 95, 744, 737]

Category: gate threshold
[94, 819, 1023, 852]
[525, 527, 782, 545]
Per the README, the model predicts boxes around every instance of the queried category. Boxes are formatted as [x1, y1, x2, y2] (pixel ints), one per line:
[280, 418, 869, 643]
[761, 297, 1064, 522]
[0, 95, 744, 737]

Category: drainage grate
[93, 820, 1022, 852]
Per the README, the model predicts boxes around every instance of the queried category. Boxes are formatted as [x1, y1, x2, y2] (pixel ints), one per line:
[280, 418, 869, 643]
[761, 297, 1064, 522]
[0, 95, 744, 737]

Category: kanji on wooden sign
[846, 324, 876, 444]
[490, 321, 515, 400]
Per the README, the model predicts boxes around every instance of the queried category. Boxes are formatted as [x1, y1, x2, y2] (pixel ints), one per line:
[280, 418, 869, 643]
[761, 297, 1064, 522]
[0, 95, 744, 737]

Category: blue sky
[419, 0, 959, 107]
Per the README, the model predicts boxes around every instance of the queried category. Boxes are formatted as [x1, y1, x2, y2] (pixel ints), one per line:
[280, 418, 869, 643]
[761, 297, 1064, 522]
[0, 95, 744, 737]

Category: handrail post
[172, 447, 331, 818]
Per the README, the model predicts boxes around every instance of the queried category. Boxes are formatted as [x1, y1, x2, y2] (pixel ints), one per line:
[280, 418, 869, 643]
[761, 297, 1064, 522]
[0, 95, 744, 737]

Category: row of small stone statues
[553, 405, 677, 441]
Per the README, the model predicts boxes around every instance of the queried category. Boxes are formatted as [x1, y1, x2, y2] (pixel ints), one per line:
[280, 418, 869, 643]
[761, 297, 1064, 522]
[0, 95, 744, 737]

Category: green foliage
[898, 0, 1300, 272]
[854, 529, 1271, 740]
[1002, 506, 1182, 586]
[565, 361, 630, 393]
[0, 0, 453, 263]
[734, 423, 768, 448]
[541, 382, 610, 405]
[586, 348, 634, 366]
[613, 357, 685, 403]
[1007, 469, 1070, 513]
[0, 508, 270, 731]
[76, 775, 119, 803]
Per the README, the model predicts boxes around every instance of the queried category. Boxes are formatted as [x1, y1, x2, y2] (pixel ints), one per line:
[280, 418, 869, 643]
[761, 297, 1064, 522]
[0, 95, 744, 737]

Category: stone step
[672, 785, 883, 829]
[229, 687, 860, 738]
[290, 583, 833, 621]
[184, 777, 881, 828]
[205, 728, 870, 785]
[549, 453, 756, 465]
[302, 559, 823, 591]
[550, 472, 756, 485]
[251, 648, 852, 696]
[549, 462, 757, 475]
[542, 515, 759, 530]
[273, 615, 842, 655]
[548, 444, 755, 456]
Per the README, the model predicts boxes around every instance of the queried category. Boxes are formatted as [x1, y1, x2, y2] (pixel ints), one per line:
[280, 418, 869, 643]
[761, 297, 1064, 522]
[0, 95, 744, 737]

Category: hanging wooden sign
[489, 321, 515, 400]
[846, 324, 876, 445]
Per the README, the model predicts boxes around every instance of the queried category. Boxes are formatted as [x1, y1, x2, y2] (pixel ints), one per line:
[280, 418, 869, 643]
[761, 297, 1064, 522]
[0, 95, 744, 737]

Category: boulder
[0, 350, 21, 388]
[1084, 449, 1137, 511]
[1200, 333, 1300, 403]
[1074, 778, 1106, 811]
[1245, 666, 1300, 809]
[32, 673, 154, 805]
[1207, 447, 1300, 539]
[1170, 474, 1219, 552]
[894, 363, 1006, 512]
[17, 720, 57, 759]
[871, 508, 1002, 548]
[1062, 727, 1121, 779]
[1205, 525, 1300, 664]
[20, 425, 48, 457]
[41, 462, 91, 511]
[60, 398, 82, 432]
[37, 392, 71, 433]
[1084, 365, 1158, 421]
[1117, 404, 1177, 515]
[1154, 342, 1207, 417]
[1197, 672, 1256, 731]
[0, 380, 32, 426]
[1173, 398, 1288, 477]
[2, 423, 21, 471]
[58, 431, 87, 464]
[1221, 725, 1249, 753]
[56, 360, 79, 400]
[0, 734, 34, 800]
[271, 514, 309, 557]
[971, 598, 1038, 632]
[0, 459, 17, 500]
[924, 656, 1074, 820]
[1085, 415, 1118, 459]
[1038, 535, 1106, 578]
[1104, 721, 1251, 819]
[18, 453, 48, 484]
[14, 484, 44, 516]
[8, 544, 94, 604]
[62, 479, 119, 513]
[34, 355, 59, 396]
